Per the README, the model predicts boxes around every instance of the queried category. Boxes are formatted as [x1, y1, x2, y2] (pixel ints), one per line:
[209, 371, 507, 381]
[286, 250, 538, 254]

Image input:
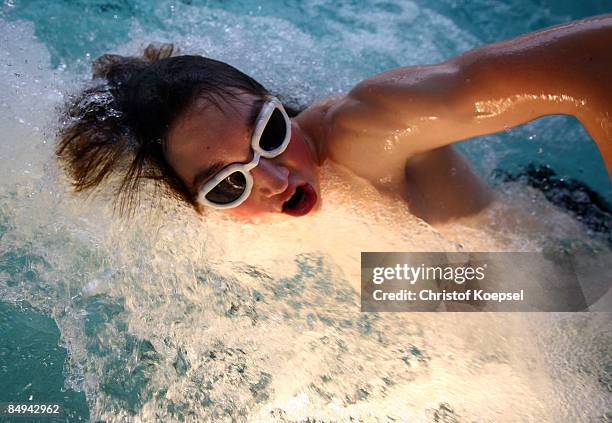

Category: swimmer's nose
[252, 158, 290, 197]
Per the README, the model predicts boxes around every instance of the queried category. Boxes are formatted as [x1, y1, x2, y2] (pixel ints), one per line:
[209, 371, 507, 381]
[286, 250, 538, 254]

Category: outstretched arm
[322, 14, 612, 183]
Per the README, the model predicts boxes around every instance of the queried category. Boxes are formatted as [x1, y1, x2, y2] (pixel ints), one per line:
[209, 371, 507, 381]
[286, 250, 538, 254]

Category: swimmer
[56, 15, 612, 224]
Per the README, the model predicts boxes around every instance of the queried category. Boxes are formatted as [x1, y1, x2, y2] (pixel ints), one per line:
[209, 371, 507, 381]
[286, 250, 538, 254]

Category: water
[0, 0, 611, 421]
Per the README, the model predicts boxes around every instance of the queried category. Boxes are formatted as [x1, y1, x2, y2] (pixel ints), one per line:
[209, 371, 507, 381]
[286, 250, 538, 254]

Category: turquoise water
[0, 301, 89, 421]
[2, 0, 611, 200]
[1, 1, 611, 422]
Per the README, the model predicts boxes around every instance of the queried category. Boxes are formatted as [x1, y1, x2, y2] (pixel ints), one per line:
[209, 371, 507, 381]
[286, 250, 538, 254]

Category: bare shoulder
[293, 93, 346, 164]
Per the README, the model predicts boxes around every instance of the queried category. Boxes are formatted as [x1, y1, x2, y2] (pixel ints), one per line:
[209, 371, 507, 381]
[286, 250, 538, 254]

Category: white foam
[0, 8, 610, 422]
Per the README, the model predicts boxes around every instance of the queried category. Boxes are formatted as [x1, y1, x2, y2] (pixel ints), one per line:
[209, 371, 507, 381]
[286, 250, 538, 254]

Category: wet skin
[164, 94, 321, 219]
[165, 15, 612, 223]
[297, 14, 612, 223]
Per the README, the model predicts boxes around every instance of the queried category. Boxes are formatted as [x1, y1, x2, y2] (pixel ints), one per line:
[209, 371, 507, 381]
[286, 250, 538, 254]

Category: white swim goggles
[197, 96, 292, 209]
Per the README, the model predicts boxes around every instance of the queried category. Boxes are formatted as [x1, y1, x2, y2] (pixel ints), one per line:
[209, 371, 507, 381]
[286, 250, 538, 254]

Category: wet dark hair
[56, 43, 276, 216]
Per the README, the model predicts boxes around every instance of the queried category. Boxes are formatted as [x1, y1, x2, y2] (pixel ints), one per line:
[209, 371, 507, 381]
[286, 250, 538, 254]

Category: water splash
[0, 6, 611, 422]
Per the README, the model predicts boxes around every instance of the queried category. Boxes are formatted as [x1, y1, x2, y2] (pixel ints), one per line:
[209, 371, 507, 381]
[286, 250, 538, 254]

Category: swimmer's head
[56, 43, 321, 219]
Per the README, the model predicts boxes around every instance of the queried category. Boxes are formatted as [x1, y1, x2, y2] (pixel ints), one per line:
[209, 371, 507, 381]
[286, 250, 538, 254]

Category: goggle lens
[199, 98, 291, 209]
[204, 171, 247, 205]
[259, 108, 288, 152]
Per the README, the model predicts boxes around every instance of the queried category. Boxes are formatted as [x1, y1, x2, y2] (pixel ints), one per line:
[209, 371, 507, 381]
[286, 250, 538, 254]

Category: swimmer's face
[164, 92, 321, 219]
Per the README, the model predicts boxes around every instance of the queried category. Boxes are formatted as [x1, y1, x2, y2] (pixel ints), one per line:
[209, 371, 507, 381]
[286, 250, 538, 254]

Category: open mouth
[281, 183, 318, 217]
